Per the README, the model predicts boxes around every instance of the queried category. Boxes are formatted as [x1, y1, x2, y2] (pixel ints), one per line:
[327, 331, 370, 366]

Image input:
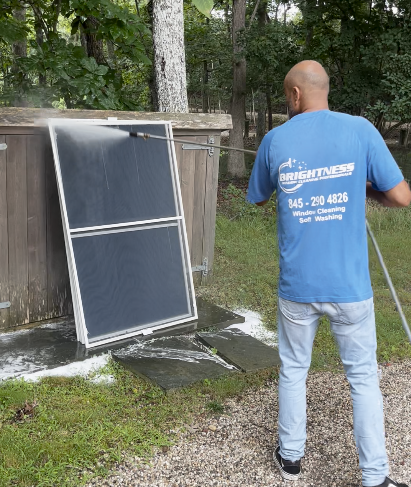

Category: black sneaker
[273, 445, 301, 481]
[366, 477, 409, 487]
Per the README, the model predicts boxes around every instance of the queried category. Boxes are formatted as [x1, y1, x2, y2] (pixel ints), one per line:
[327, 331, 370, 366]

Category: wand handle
[366, 219, 411, 344]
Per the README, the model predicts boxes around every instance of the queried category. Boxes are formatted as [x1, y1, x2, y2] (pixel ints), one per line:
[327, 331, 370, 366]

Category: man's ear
[293, 86, 300, 104]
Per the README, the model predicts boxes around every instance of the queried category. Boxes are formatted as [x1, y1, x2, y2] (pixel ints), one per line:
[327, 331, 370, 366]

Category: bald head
[285, 60, 329, 93]
[284, 61, 329, 118]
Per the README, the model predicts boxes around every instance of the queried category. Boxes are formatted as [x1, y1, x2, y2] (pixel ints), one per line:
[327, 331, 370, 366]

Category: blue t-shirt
[247, 110, 404, 303]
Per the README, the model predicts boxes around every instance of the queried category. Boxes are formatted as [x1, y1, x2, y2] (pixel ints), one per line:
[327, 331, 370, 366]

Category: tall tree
[11, 6, 27, 107]
[152, 0, 188, 112]
[256, 0, 268, 148]
[228, 0, 247, 178]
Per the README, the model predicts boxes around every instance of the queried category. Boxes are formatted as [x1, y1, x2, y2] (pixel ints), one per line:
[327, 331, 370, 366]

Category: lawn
[1, 166, 411, 486]
[199, 180, 411, 370]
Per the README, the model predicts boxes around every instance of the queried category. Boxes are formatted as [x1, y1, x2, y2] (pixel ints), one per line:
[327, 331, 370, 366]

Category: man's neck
[301, 104, 329, 114]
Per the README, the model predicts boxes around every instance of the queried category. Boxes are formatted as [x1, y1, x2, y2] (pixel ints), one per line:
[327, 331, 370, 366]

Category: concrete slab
[112, 337, 234, 391]
[197, 328, 281, 372]
[0, 299, 244, 380]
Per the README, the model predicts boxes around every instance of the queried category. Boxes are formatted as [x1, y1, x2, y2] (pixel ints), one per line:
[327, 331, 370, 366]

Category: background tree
[228, 0, 247, 178]
[1, 0, 411, 147]
[152, 0, 189, 112]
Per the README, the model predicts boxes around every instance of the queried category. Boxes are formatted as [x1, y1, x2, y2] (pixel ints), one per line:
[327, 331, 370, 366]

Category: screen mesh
[72, 224, 190, 342]
[55, 124, 177, 229]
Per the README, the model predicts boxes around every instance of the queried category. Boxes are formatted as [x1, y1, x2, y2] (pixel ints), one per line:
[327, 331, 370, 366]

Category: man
[247, 60, 411, 487]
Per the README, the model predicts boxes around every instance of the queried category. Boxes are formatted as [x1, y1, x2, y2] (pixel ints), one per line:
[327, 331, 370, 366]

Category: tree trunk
[228, 0, 246, 178]
[147, 1, 159, 111]
[12, 7, 28, 107]
[255, 0, 268, 150]
[83, 16, 106, 64]
[106, 40, 116, 68]
[301, 0, 316, 49]
[36, 27, 46, 87]
[256, 91, 266, 149]
[152, 0, 188, 112]
[266, 91, 273, 130]
[202, 60, 209, 113]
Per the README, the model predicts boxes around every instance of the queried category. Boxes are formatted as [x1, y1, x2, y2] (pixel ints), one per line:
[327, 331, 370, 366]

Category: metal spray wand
[129, 131, 411, 344]
[128, 131, 257, 155]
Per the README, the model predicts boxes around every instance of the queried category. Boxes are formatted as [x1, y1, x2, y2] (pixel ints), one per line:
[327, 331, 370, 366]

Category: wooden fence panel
[45, 138, 71, 318]
[176, 141, 196, 256]
[191, 136, 208, 286]
[0, 123, 225, 328]
[27, 135, 48, 322]
[7, 135, 29, 325]
[202, 135, 220, 284]
[0, 135, 9, 329]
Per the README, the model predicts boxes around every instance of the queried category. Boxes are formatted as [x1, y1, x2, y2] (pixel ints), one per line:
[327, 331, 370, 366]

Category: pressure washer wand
[129, 131, 258, 156]
[366, 220, 411, 344]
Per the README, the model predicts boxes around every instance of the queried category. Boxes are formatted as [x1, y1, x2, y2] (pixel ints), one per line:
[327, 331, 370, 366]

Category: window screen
[49, 120, 196, 348]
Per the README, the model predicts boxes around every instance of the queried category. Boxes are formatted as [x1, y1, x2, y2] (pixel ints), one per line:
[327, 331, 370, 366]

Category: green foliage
[241, 18, 299, 101]
[192, 0, 214, 18]
[185, 3, 232, 112]
[0, 0, 151, 109]
[294, 0, 411, 127]
[220, 182, 276, 220]
[206, 400, 225, 413]
[2, 0, 411, 118]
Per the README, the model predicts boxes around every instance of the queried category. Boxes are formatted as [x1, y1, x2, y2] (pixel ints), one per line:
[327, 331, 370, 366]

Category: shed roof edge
[0, 108, 233, 130]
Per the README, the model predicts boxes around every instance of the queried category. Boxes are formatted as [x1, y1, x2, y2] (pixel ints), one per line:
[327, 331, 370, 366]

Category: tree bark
[146, 1, 159, 111]
[255, 0, 268, 150]
[267, 91, 273, 130]
[227, 0, 246, 178]
[12, 7, 28, 107]
[256, 91, 266, 149]
[106, 40, 116, 68]
[301, 0, 316, 49]
[202, 60, 210, 113]
[83, 16, 106, 64]
[152, 0, 188, 112]
[36, 27, 46, 87]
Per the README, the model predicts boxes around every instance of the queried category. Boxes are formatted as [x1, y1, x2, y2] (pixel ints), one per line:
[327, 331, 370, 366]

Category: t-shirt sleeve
[362, 118, 404, 191]
[246, 131, 276, 204]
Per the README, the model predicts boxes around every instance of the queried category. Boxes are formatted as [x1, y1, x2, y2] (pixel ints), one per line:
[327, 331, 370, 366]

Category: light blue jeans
[277, 297, 388, 487]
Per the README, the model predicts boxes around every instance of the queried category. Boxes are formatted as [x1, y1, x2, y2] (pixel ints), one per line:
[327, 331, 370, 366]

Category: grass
[0, 361, 275, 486]
[1, 154, 411, 486]
[199, 180, 411, 371]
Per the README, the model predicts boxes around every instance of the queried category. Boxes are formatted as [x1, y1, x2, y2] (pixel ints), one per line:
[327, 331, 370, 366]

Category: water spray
[129, 129, 411, 343]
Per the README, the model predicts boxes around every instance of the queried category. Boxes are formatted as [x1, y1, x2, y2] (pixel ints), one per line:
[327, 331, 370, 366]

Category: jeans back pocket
[278, 297, 310, 320]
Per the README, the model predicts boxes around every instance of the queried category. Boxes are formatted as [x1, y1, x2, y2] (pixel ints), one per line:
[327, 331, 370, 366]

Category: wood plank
[0, 127, 38, 135]
[178, 139, 196, 256]
[191, 135, 208, 286]
[7, 135, 29, 326]
[173, 140, 183, 185]
[45, 137, 71, 318]
[27, 135, 48, 322]
[0, 135, 10, 329]
[201, 135, 220, 285]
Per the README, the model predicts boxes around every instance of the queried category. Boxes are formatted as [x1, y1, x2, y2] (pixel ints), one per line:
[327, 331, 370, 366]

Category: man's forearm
[366, 183, 397, 207]
[366, 181, 411, 207]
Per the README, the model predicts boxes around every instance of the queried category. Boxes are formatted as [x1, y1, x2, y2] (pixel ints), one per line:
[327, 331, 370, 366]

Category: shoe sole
[273, 451, 301, 481]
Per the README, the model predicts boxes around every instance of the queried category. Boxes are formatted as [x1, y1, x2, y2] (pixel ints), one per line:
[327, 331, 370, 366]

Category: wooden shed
[0, 108, 232, 331]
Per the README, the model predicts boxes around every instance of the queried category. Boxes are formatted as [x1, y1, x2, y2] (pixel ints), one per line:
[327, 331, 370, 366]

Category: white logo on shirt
[278, 158, 355, 194]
